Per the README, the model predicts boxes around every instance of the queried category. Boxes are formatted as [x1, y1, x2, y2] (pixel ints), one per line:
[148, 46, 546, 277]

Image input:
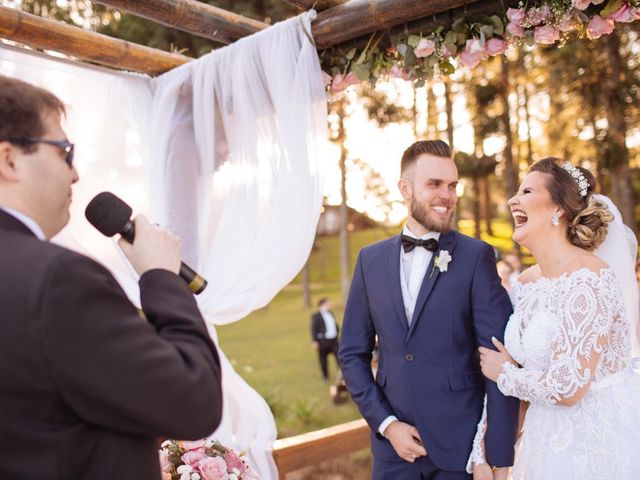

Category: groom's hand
[384, 421, 427, 462]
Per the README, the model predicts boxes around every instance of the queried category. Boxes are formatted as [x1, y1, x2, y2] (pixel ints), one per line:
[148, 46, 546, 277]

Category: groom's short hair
[400, 140, 453, 175]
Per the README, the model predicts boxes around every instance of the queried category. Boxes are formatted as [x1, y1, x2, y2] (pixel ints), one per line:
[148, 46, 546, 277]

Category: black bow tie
[401, 235, 439, 253]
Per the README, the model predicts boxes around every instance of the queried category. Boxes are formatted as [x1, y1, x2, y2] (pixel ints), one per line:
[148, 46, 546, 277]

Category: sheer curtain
[1, 9, 327, 478]
[150, 11, 327, 477]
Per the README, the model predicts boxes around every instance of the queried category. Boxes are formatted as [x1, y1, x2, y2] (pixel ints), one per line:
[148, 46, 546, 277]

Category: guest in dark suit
[0, 76, 222, 480]
[311, 298, 340, 383]
[339, 141, 518, 480]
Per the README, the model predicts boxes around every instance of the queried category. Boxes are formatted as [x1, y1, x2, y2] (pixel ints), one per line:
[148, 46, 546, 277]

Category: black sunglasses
[7, 137, 75, 168]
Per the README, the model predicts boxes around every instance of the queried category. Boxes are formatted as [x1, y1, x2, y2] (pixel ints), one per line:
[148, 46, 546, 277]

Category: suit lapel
[387, 235, 409, 334]
[0, 209, 36, 237]
[407, 230, 458, 338]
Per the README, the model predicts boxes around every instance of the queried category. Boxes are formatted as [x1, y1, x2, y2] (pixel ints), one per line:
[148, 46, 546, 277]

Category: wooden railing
[272, 418, 370, 479]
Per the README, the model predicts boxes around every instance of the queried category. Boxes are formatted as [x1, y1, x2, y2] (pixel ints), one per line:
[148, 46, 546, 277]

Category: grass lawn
[217, 219, 520, 438]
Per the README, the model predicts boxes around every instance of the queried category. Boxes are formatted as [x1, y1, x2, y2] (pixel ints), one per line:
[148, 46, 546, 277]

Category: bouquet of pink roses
[159, 438, 259, 480]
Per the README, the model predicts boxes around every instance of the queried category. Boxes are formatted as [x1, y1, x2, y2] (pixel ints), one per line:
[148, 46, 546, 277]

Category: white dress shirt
[378, 225, 441, 437]
[320, 310, 338, 339]
[0, 207, 46, 240]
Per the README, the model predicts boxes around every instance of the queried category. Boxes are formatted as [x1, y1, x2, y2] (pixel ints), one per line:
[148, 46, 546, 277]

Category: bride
[470, 157, 640, 479]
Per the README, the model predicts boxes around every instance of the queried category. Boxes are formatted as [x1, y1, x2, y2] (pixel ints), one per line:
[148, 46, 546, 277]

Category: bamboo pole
[324, 0, 518, 52]
[93, 0, 267, 45]
[312, 0, 483, 48]
[0, 6, 191, 75]
[281, 0, 348, 11]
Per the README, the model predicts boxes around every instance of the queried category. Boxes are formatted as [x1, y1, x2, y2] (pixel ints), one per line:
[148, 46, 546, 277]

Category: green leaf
[452, 17, 466, 34]
[405, 47, 417, 67]
[345, 48, 356, 60]
[397, 43, 408, 57]
[479, 24, 494, 39]
[444, 38, 458, 56]
[439, 61, 455, 75]
[355, 49, 368, 65]
[490, 15, 504, 36]
[600, 0, 625, 18]
[408, 35, 421, 48]
[351, 63, 371, 82]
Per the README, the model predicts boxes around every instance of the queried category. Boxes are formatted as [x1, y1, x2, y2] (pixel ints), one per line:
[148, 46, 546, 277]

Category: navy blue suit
[339, 230, 518, 477]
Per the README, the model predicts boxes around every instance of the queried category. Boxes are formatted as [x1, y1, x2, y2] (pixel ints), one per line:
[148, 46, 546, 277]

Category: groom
[339, 140, 518, 479]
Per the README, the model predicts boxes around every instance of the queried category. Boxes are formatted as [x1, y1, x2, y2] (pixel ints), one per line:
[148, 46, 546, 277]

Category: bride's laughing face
[508, 171, 562, 249]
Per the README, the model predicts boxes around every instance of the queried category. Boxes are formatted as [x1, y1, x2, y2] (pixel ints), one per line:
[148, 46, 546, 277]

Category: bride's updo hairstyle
[529, 157, 613, 251]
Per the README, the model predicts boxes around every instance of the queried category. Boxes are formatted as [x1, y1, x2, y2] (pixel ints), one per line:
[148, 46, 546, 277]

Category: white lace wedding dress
[470, 267, 640, 479]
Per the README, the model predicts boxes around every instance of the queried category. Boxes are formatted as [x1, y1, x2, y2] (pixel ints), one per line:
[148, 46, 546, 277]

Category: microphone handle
[119, 219, 207, 295]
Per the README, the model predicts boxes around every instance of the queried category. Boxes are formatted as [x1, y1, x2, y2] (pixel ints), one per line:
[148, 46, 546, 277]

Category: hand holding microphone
[85, 192, 208, 294]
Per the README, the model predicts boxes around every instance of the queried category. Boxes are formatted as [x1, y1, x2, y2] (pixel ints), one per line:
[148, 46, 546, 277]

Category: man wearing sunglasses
[0, 76, 223, 479]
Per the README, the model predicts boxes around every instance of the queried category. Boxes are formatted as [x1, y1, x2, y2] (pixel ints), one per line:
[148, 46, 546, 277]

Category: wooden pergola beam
[312, 0, 484, 48]
[327, 0, 517, 52]
[93, 0, 267, 45]
[281, 0, 348, 11]
[0, 6, 191, 75]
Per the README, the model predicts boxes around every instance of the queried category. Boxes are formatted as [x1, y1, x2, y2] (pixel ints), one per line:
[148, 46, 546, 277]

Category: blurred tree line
[10, 1, 640, 240]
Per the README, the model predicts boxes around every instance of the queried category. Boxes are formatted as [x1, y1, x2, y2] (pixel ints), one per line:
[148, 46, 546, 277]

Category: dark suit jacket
[339, 230, 518, 471]
[311, 310, 339, 341]
[0, 209, 223, 480]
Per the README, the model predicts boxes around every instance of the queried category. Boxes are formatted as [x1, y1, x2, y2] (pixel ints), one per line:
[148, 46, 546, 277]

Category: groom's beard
[410, 198, 455, 233]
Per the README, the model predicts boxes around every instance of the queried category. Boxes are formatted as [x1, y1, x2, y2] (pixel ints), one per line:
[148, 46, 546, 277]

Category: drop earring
[551, 213, 560, 226]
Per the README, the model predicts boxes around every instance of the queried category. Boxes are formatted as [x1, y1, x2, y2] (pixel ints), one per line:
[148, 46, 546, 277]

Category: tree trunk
[602, 31, 637, 233]
[301, 259, 311, 308]
[336, 99, 352, 302]
[498, 56, 519, 248]
[472, 175, 481, 239]
[443, 78, 454, 148]
[482, 177, 494, 236]
[427, 82, 438, 139]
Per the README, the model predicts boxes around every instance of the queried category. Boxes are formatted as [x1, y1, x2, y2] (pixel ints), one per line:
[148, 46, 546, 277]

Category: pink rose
[159, 450, 173, 473]
[414, 38, 435, 58]
[587, 15, 614, 39]
[223, 451, 247, 475]
[459, 51, 484, 69]
[506, 8, 525, 25]
[389, 65, 413, 80]
[322, 71, 332, 87]
[572, 0, 591, 10]
[199, 456, 230, 480]
[459, 39, 486, 68]
[182, 450, 207, 467]
[608, 4, 635, 23]
[557, 12, 581, 32]
[534, 25, 560, 44]
[485, 38, 508, 56]
[330, 73, 360, 93]
[507, 22, 526, 38]
[182, 440, 206, 451]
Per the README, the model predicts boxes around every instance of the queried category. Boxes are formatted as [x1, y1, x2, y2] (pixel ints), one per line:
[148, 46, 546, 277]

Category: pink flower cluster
[505, 2, 639, 45]
[159, 439, 259, 480]
[459, 37, 508, 68]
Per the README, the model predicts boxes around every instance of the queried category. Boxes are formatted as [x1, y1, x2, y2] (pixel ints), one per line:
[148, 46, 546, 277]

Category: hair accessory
[561, 162, 589, 197]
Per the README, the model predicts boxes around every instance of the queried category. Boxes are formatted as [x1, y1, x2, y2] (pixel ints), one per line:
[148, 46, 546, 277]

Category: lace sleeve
[497, 270, 621, 406]
[466, 395, 487, 473]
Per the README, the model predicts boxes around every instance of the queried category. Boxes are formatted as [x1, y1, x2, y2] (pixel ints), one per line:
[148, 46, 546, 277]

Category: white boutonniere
[431, 250, 452, 277]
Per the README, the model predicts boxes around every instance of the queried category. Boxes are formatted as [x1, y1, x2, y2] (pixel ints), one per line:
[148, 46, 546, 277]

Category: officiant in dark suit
[0, 75, 223, 480]
[311, 297, 341, 384]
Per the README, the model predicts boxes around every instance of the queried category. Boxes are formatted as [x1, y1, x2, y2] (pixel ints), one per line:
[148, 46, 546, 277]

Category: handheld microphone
[85, 192, 208, 295]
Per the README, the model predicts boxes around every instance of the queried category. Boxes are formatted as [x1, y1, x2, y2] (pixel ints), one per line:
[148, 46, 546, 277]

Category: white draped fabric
[1, 10, 327, 478]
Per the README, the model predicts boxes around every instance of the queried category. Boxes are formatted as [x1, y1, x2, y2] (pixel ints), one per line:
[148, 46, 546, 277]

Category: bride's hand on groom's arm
[472, 462, 494, 480]
[384, 421, 428, 463]
[479, 337, 517, 382]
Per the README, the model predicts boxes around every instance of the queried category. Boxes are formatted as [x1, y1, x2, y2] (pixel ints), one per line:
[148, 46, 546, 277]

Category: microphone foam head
[85, 192, 132, 237]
